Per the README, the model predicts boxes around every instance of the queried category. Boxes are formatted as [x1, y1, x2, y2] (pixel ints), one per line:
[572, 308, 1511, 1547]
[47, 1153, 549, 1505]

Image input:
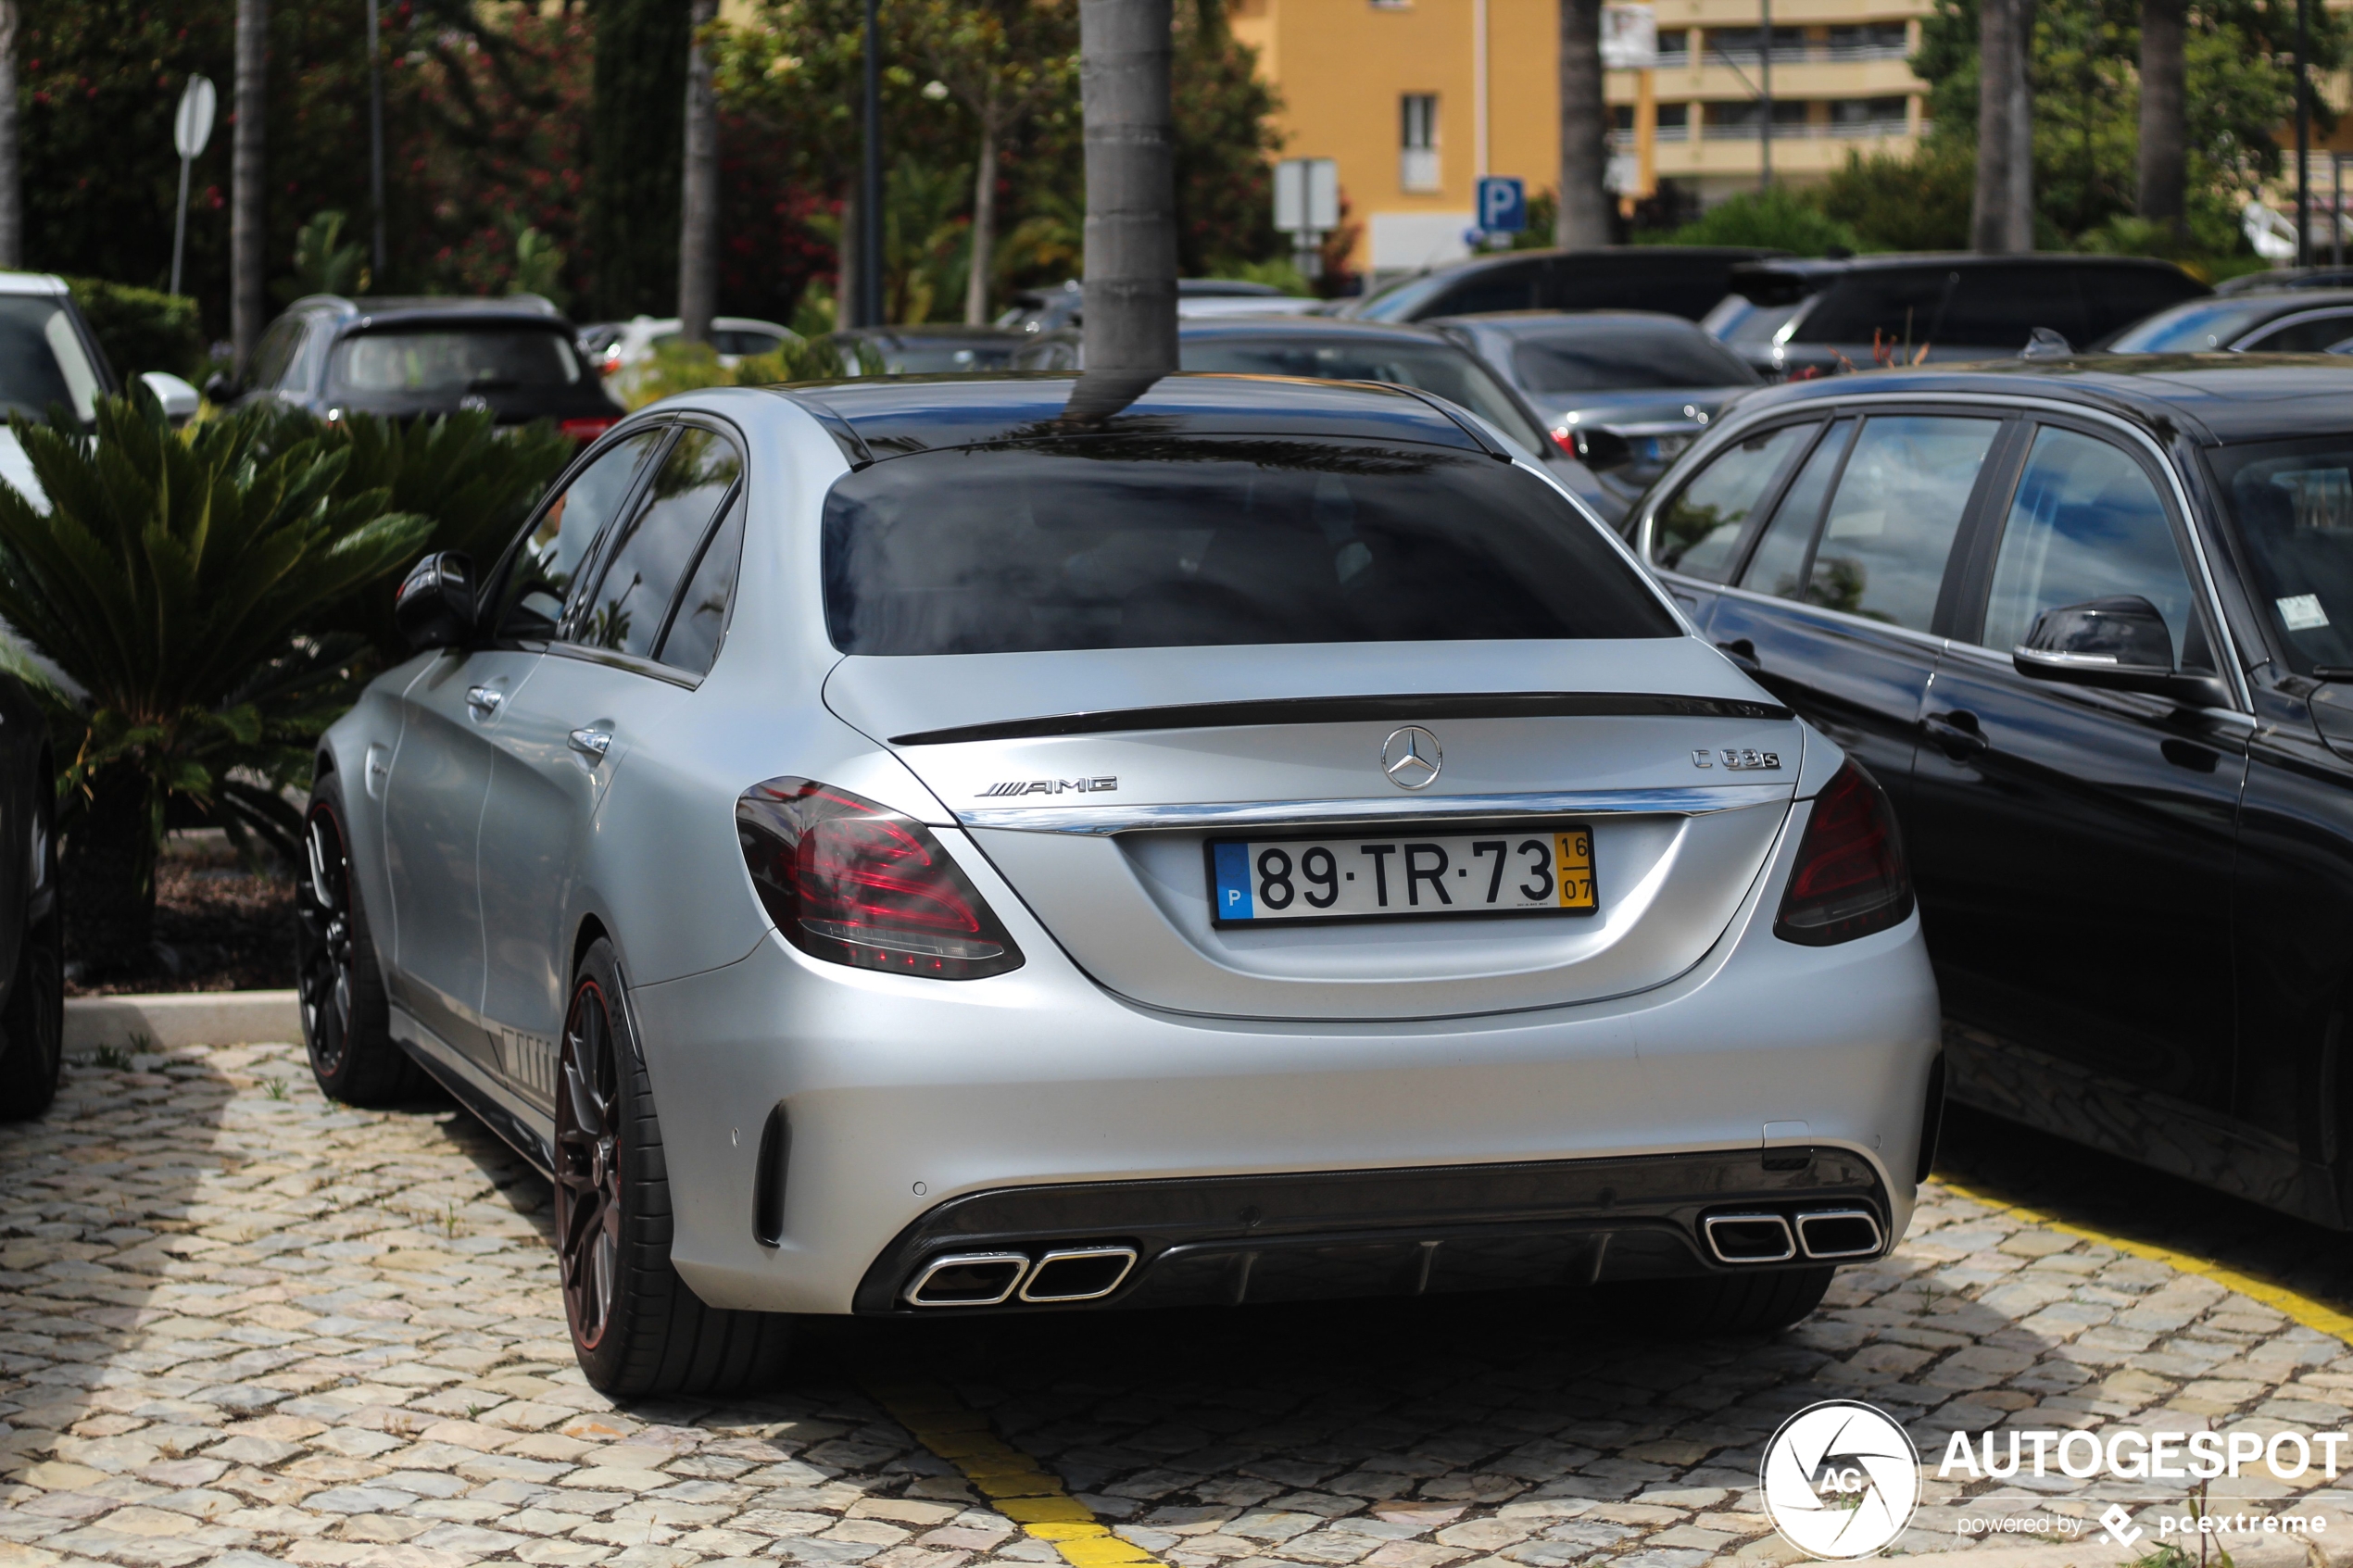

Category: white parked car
[302, 372, 1943, 1395]
[592, 314, 797, 397]
[0, 272, 200, 506]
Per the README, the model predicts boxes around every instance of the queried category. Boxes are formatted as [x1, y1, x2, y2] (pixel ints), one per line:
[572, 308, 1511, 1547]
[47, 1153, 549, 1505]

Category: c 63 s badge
[976, 776, 1118, 797]
[1692, 747, 1781, 771]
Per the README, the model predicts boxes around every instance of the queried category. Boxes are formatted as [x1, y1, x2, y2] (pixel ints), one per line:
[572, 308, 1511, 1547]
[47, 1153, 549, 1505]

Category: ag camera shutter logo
[1761, 1400, 1921, 1559]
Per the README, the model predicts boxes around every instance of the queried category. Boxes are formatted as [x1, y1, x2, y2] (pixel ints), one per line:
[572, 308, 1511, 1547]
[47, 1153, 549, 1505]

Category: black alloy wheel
[0, 785, 64, 1121]
[554, 937, 791, 1395]
[296, 775, 420, 1105]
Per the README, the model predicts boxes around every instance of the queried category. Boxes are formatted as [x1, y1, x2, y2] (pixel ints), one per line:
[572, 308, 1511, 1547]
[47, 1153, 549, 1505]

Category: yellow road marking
[870, 1378, 1170, 1568]
[1933, 1176, 2353, 1345]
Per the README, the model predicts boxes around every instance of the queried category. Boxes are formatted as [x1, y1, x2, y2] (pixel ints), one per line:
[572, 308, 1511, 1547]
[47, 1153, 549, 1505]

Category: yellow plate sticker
[1555, 830, 1595, 909]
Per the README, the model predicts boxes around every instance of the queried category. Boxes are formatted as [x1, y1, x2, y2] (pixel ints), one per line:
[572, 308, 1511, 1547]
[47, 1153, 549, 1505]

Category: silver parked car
[298, 373, 1942, 1394]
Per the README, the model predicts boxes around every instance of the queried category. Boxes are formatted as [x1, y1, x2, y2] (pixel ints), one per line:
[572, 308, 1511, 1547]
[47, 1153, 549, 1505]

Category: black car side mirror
[395, 551, 477, 652]
[1569, 426, 1634, 471]
[2012, 596, 2231, 708]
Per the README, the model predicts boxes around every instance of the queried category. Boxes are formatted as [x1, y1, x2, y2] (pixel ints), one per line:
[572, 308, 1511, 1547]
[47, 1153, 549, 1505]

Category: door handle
[1922, 709, 1989, 759]
[568, 727, 612, 763]
[1715, 637, 1759, 670]
[465, 684, 504, 720]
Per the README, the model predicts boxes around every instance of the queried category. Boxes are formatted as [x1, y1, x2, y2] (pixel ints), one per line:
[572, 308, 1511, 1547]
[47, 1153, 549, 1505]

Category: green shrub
[1818, 144, 1978, 252]
[1653, 187, 1862, 257]
[64, 278, 206, 381]
[0, 394, 430, 970]
[620, 335, 881, 409]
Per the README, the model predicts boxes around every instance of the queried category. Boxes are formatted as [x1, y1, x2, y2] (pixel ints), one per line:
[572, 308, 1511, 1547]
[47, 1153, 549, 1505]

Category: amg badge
[976, 776, 1118, 797]
[1692, 747, 1781, 771]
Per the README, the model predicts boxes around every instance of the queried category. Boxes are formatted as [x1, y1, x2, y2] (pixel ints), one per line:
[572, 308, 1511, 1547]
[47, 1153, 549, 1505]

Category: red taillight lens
[736, 777, 1024, 979]
[1773, 760, 1913, 946]
[1551, 427, 1577, 455]
[560, 416, 618, 444]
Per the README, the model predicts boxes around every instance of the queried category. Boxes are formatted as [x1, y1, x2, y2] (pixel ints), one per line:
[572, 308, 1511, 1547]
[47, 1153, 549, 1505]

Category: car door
[1906, 417, 2247, 1113]
[1706, 408, 2011, 813]
[378, 424, 667, 1073]
[473, 420, 745, 1105]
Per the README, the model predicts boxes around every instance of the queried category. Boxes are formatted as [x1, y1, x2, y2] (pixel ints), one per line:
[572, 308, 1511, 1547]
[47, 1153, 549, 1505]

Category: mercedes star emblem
[1380, 726, 1441, 790]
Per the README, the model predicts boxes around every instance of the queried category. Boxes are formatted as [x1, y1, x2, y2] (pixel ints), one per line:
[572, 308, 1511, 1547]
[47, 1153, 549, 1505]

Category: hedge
[64, 277, 207, 382]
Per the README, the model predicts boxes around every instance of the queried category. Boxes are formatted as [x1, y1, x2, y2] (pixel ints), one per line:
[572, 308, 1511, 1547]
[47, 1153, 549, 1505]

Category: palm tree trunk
[1555, 0, 1610, 247]
[678, 0, 721, 343]
[63, 764, 155, 975]
[2136, 0, 2186, 234]
[966, 112, 1000, 326]
[1971, 0, 2032, 253]
[1079, 0, 1176, 376]
[233, 0, 268, 378]
[0, 1, 20, 271]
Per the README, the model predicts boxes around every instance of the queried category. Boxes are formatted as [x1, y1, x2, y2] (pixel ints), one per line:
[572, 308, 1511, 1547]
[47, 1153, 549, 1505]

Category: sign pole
[168, 74, 217, 299]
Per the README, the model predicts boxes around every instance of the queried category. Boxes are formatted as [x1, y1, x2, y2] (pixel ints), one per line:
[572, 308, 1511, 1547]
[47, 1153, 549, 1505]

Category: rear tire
[1615, 1266, 1834, 1336]
[0, 784, 63, 1122]
[297, 772, 424, 1106]
[557, 937, 791, 1396]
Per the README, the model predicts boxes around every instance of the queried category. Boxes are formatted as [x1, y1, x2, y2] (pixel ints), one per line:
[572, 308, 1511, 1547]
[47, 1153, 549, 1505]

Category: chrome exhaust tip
[905, 1251, 1030, 1307]
[1795, 1208, 1884, 1260]
[1703, 1211, 1797, 1264]
[1017, 1246, 1139, 1303]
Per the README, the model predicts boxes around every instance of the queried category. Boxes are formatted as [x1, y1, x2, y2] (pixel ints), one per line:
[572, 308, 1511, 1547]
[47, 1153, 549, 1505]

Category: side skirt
[390, 1002, 557, 1175]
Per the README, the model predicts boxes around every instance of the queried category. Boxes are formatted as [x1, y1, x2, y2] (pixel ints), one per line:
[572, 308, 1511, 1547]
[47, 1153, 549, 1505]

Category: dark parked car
[2099, 290, 2353, 354]
[2217, 266, 2353, 295]
[0, 658, 58, 1123]
[824, 324, 1023, 373]
[1707, 255, 2208, 379]
[223, 295, 623, 443]
[1627, 354, 2353, 1227]
[1337, 246, 1783, 325]
[1012, 313, 1619, 517]
[1434, 310, 1763, 509]
[997, 279, 1300, 335]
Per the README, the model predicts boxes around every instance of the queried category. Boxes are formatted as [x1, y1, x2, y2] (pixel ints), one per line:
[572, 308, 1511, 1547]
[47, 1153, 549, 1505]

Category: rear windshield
[823, 436, 1678, 655]
[331, 327, 583, 395]
[1176, 335, 1550, 451]
[1509, 323, 1759, 393]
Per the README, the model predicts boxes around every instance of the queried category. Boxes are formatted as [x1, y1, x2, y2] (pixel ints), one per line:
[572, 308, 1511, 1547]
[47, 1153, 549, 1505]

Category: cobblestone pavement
[12, 1042, 2353, 1568]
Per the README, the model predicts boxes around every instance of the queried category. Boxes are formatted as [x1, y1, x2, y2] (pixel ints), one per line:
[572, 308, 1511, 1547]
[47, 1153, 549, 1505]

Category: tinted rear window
[824, 437, 1678, 655]
[1509, 322, 1759, 393]
[331, 327, 582, 394]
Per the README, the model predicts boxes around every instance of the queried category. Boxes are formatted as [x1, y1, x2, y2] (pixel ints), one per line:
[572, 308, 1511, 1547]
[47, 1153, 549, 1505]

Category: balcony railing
[1608, 125, 1694, 145]
[1697, 116, 1914, 140]
[1679, 43, 1913, 67]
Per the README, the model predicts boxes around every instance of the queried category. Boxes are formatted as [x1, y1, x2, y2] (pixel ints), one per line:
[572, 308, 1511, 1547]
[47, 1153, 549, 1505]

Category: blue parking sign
[1477, 176, 1527, 233]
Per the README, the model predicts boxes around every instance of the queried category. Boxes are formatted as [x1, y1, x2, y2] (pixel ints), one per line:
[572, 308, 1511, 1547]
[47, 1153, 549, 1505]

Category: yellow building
[1228, 0, 1932, 276]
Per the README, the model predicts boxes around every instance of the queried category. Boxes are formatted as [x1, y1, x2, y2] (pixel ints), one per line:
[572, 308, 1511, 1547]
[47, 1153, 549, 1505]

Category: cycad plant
[0, 395, 431, 972]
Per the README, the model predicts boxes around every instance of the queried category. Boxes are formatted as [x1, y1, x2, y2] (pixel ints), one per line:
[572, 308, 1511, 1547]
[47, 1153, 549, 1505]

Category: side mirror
[395, 551, 476, 652]
[1567, 426, 1635, 471]
[2012, 596, 2231, 707]
[139, 371, 201, 427]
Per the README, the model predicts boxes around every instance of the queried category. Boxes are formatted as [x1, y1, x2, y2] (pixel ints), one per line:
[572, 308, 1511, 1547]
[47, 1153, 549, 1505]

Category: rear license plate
[1208, 823, 1596, 925]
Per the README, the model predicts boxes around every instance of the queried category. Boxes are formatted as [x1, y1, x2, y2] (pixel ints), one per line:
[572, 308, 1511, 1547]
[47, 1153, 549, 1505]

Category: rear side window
[1743, 420, 1856, 598]
[497, 428, 666, 638]
[1423, 261, 1542, 317]
[824, 437, 1678, 655]
[573, 427, 743, 659]
[1804, 415, 1998, 629]
[2240, 312, 2353, 353]
[1648, 422, 1814, 581]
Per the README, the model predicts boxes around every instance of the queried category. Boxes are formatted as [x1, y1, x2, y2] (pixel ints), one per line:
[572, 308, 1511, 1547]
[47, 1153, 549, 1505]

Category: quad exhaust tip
[904, 1245, 1140, 1308]
[1703, 1208, 1884, 1264]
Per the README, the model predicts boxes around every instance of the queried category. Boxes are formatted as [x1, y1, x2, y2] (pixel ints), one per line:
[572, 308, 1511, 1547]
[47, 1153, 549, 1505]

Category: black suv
[1339, 246, 1783, 325]
[1630, 355, 2353, 1228]
[226, 295, 622, 440]
[1711, 254, 2208, 378]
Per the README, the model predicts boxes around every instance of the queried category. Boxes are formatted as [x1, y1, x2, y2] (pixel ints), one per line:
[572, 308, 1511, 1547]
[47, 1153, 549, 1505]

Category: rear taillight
[736, 777, 1024, 979]
[1773, 760, 1913, 946]
[560, 416, 618, 444]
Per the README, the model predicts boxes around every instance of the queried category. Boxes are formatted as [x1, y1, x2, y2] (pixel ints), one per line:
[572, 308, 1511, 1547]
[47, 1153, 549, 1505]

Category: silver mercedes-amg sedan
[298, 373, 1942, 1395]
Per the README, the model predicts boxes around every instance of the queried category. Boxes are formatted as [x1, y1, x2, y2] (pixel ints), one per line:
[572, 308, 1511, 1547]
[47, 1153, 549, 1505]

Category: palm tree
[233, 0, 268, 375]
[679, 0, 721, 344]
[0, 0, 20, 270]
[2137, 0, 2187, 237]
[1556, 0, 1610, 247]
[1079, 0, 1176, 374]
[1970, 0, 2033, 253]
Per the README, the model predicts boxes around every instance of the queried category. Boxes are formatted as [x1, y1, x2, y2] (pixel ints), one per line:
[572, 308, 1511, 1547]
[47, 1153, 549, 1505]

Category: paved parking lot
[11, 1042, 2353, 1568]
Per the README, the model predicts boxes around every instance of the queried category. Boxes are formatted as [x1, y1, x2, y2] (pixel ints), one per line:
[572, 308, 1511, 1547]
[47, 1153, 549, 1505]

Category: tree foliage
[585, 0, 695, 318]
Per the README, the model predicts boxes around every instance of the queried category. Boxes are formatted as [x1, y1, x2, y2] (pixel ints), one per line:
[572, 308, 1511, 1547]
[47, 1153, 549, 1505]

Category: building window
[1610, 103, 1692, 146]
[1831, 95, 1912, 135]
[1824, 21, 1909, 57]
[1656, 28, 1690, 62]
[1400, 94, 1440, 192]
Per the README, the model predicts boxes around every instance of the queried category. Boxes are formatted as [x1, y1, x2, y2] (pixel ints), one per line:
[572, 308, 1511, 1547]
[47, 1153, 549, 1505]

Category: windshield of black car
[1509, 323, 1761, 393]
[1177, 335, 1551, 450]
[330, 326, 583, 395]
[2211, 435, 2353, 672]
[0, 295, 104, 423]
[2106, 301, 2287, 353]
[823, 436, 1678, 655]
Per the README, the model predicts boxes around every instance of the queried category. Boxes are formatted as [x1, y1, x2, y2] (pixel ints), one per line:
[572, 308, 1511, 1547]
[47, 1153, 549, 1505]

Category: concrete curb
[64, 989, 300, 1052]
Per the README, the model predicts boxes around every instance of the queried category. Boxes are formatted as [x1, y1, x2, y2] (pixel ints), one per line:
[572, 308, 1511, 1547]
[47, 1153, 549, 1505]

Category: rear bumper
[853, 1147, 1891, 1315]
